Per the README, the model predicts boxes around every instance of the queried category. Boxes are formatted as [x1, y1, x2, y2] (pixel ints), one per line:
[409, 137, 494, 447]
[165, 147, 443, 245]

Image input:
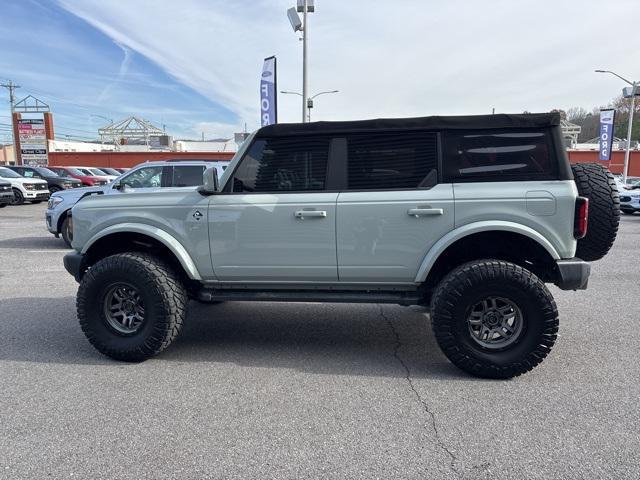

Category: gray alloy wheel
[467, 296, 524, 350]
[103, 282, 146, 335]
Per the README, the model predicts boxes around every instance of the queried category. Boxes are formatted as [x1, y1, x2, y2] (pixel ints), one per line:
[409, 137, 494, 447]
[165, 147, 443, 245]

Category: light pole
[595, 69, 638, 183]
[287, 1, 315, 122]
[281, 89, 338, 122]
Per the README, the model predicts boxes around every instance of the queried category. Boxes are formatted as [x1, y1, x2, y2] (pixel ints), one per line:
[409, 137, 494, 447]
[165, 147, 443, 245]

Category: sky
[1, 0, 639, 143]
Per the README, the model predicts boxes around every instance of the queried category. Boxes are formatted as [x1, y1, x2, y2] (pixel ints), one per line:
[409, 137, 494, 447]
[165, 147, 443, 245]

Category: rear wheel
[77, 252, 187, 362]
[10, 188, 23, 205]
[431, 259, 559, 379]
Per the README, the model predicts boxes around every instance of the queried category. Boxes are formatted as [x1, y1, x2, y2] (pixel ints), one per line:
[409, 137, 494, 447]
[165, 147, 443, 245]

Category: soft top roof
[256, 112, 560, 137]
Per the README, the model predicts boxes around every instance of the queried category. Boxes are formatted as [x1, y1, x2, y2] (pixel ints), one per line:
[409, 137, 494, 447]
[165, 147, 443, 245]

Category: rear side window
[231, 135, 330, 192]
[346, 132, 438, 190]
[443, 130, 555, 182]
[171, 165, 204, 187]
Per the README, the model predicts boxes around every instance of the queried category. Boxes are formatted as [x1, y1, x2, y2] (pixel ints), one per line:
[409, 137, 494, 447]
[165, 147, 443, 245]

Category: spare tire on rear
[571, 163, 620, 261]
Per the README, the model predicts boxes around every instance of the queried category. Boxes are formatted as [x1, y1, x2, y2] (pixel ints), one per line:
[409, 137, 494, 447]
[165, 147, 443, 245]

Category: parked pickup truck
[63, 113, 619, 379]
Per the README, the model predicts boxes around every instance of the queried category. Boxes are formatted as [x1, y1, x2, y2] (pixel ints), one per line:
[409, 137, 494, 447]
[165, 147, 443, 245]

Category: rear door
[336, 131, 454, 282]
[209, 134, 338, 281]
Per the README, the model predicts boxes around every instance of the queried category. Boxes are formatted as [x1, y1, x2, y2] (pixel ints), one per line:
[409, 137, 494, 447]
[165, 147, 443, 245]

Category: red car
[48, 166, 110, 187]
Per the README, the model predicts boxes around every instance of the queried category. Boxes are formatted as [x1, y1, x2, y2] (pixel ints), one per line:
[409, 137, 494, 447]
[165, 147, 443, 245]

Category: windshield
[0, 167, 21, 178]
[101, 167, 120, 175]
[78, 168, 94, 176]
[66, 168, 85, 176]
[35, 167, 58, 177]
[89, 168, 108, 176]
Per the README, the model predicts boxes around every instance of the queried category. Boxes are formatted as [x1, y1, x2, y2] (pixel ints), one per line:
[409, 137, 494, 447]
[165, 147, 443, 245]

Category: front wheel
[61, 216, 73, 248]
[10, 188, 24, 205]
[77, 252, 187, 362]
[431, 260, 559, 379]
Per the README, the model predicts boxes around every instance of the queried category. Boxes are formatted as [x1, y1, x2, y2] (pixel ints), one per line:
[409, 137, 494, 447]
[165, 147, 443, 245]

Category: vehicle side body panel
[336, 185, 454, 282]
[71, 189, 213, 279]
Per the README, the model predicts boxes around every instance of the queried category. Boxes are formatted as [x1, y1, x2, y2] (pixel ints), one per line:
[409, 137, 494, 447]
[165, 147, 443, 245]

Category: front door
[209, 134, 338, 281]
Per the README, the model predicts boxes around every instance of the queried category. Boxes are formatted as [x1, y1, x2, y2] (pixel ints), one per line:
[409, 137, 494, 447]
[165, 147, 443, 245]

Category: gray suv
[63, 113, 619, 379]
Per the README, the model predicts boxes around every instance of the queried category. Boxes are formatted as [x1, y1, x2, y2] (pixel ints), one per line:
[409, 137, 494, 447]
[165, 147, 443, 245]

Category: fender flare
[414, 221, 561, 283]
[81, 223, 202, 280]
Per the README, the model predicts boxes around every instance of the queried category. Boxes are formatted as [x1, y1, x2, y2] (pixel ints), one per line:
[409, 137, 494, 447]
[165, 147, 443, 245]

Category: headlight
[47, 196, 64, 209]
[63, 183, 74, 189]
[24, 183, 35, 190]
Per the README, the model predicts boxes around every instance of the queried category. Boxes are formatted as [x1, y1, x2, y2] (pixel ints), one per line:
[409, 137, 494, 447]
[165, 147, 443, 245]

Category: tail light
[574, 196, 589, 239]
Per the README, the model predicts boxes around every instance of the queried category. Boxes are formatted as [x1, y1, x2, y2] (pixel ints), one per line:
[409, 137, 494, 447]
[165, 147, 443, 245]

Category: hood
[51, 184, 107, 199]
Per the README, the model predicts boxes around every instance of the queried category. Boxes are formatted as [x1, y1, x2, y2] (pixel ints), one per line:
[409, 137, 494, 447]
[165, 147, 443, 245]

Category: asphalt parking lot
[1, 203, 639, 479]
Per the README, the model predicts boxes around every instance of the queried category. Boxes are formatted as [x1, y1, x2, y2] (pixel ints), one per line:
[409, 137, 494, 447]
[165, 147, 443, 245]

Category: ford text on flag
[599, 109, 615, 161]
[260, 56, 277, 127]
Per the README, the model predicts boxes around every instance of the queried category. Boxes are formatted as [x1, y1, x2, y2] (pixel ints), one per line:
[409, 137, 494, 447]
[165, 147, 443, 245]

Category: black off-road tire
[61, 216, 73, 248]
[431, 260, 559, 379]
[571, 163, 620, 261]
[0, 203, 7, 208]
[77, 252, 187, 362]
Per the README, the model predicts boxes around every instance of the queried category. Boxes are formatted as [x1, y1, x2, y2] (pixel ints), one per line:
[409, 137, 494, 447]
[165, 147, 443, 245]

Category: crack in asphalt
[379, 305, 459, 476]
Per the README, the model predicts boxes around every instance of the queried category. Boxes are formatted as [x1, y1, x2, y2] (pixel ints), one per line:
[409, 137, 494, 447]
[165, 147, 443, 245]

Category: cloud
[56, 0, 640, 131]
[97, 41, 133, 103]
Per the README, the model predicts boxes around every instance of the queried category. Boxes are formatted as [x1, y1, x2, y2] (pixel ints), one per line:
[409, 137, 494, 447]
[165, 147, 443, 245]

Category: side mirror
[198, 167, 219, 195]
[113, 181, 123, 191]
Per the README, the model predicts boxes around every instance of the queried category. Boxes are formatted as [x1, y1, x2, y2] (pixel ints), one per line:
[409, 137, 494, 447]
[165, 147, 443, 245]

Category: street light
[287, 0, 315, 122]
[281, 89, 339, 122]
[595, 69, 638, 183]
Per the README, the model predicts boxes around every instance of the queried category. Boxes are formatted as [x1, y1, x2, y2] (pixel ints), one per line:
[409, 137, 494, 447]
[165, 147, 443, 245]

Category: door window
[171, 165, 204, 187]
[346, 132, 438, 190]
[231, 136, 330, 192]
[120, 166, 163, 189]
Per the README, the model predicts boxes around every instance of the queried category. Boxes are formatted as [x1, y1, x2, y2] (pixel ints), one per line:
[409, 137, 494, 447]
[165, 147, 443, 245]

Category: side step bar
[196, 289, 423, 306]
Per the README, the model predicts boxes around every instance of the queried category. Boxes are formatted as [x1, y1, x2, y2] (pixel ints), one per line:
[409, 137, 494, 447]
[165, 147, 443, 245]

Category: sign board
[598, 109, 616, 161]
[18, 119, 48, 166]
[260, 56, 278, 127]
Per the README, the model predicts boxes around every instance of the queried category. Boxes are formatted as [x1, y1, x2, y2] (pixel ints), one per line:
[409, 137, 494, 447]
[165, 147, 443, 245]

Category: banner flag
[599, 109, 616, 161]
[260, 56, 277, 127]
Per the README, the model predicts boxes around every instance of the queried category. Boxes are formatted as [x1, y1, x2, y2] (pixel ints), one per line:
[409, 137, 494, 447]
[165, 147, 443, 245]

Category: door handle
[294, 210, 327, 219]
[407, 208, 444, 217]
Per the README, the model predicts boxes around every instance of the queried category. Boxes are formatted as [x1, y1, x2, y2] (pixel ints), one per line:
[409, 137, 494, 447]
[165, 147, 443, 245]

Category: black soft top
[256, 112, 560, 137]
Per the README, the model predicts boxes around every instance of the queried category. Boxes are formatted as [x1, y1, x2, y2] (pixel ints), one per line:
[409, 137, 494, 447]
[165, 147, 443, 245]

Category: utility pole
[0, 80, 21, 157]
[302, 0, 309, 123]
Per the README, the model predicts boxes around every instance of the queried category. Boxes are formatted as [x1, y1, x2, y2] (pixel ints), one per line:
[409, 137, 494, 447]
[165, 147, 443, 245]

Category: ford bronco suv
[63, 113, 619, 379]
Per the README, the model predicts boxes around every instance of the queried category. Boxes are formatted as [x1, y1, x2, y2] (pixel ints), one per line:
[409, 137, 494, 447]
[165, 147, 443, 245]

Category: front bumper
[24, 191, 50, 200]
[63, 252, 86, 282]
[0, 192, 13, 205]
[555, 258, 590, 290]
